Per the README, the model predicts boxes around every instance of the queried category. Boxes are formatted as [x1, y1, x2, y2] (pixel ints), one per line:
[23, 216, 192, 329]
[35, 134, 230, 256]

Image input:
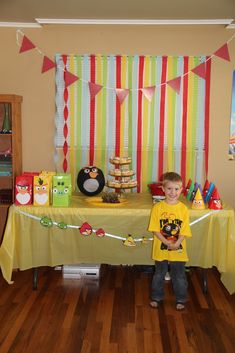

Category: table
[0, 193, 235, 294]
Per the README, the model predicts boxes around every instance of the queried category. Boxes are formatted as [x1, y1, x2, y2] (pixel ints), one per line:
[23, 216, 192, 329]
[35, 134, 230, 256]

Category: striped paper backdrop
[55, 54, 211, 192]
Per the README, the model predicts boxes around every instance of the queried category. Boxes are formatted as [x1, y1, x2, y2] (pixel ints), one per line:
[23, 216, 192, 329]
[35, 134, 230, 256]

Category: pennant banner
[16, 29, 232, 91]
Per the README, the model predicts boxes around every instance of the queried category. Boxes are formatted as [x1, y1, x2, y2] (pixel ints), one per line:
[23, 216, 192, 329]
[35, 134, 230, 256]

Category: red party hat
[208, 187, 222, 210]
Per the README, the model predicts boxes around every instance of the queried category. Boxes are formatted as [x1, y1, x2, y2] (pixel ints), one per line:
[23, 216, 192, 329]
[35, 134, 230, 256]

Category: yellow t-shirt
[148, 200, 192, 262]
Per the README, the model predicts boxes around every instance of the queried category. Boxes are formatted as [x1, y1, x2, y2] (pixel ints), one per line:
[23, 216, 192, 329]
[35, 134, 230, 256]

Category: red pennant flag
[167, 76, 181, 94]
[41, 56, 56, 73]
[142, 86, 156, 102]
[116, 88, 129, 104]
[19, 35, 36, 53]
[64, 71, 79, 88]
[191, 62, 206, 79]
[214, 43, 230, 62]
[88, 82, 103, 100]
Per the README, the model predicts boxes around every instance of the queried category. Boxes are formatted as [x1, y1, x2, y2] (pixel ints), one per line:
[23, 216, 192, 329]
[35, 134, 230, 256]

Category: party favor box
[33, 175, 50, 206]
[52, 173, 72, 207]
[15, 175, 33, 205]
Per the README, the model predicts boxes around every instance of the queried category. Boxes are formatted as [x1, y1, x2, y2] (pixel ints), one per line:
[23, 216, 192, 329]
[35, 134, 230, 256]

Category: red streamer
[63, 158, 68, 172]
[63, 106, 68, 121]
[63, 140, 68, 156]
[89, 55, 96, 166]
[181, 57, 189, 186]
[115, 55, 121, 157]
[62, 55, 68, 172]
[63, 124, 68, 139]
[204, 57, 211, 178]
[63, 89, 68, 102]
[136, 56, 145, 192]
[158, 56, 168, 181]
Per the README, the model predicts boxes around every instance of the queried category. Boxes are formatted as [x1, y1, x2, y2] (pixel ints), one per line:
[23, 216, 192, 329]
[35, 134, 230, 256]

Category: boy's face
[162, 180, 182, 204]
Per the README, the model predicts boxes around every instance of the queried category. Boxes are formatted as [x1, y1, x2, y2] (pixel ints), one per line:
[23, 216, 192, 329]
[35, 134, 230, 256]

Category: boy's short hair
[162, 172, 182, 186]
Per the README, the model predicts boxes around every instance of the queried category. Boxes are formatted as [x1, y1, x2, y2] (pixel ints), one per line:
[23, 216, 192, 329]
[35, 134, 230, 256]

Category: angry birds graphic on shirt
[160, 222, 182, 250]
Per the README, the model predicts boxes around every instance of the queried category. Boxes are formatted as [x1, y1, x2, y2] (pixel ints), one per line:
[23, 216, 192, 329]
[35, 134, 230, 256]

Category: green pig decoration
[52, 174, 72, 207]
[40, 216, 53, 228]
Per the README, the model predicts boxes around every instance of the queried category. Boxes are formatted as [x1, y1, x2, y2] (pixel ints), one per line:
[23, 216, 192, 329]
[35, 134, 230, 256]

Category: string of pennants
[16, 29, 235, 104]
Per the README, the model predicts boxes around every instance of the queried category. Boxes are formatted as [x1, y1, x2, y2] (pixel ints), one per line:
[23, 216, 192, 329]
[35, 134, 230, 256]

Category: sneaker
[164, 271, 171, 281]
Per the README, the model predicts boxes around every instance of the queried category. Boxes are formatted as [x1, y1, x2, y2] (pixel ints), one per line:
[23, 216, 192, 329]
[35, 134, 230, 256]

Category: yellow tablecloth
[0, 193, 235, 294]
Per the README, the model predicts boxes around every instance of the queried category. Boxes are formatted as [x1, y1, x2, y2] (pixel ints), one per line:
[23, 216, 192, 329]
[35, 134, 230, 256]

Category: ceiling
[0, 0, 235, 27]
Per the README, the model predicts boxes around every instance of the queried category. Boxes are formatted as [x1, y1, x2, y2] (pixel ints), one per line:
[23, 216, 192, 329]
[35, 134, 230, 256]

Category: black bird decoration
[77, 166, 105, 196]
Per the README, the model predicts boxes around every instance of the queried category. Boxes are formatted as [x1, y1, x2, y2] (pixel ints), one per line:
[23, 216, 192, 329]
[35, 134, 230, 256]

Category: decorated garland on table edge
[13, 205, 219, 247]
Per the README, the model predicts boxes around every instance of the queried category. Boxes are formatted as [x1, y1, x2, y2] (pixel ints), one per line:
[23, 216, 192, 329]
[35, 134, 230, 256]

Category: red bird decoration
[79, 222, 92, 236]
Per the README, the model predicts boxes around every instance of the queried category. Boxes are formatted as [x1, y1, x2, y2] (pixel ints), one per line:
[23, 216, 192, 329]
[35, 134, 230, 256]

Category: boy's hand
[167, 242, 179, 250]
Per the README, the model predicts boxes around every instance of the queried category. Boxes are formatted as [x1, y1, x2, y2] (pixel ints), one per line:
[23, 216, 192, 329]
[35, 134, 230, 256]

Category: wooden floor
[0, 265, 235, 353]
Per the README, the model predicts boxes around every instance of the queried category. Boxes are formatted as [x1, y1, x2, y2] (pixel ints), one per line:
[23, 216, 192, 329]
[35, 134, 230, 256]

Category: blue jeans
[151, 260, 188, 303]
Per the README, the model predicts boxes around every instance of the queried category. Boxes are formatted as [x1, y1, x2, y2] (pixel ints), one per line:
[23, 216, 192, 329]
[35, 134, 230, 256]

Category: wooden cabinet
[0, 95, 22, 243]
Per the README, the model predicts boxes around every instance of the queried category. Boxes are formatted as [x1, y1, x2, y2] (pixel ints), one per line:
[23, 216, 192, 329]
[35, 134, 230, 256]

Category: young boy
[148, 172, 192, 310]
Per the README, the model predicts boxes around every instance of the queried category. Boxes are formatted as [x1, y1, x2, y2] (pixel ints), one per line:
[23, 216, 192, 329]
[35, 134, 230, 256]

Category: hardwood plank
[174, 315, 197, 353]
[0, 291, 39, 353]
[188, 269, 209, 309]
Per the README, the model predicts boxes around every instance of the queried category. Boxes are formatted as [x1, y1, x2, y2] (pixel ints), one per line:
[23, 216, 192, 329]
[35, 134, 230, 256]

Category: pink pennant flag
[89, 82, 103, 100]
[142, 86, 156, 102]
[191, 62, 206, 79]
[214, 43, 230, 62]
[167, 76, 181, 94]
[19, 35, 36, 53]
[116, 88, 129, 104]
[64, 71, 79, 88]
[41, 56, 56, 73]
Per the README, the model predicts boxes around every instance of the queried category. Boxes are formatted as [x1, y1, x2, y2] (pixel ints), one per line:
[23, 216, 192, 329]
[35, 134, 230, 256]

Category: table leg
[33, 268, 38, 290]
[202, 268, 208, 294]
